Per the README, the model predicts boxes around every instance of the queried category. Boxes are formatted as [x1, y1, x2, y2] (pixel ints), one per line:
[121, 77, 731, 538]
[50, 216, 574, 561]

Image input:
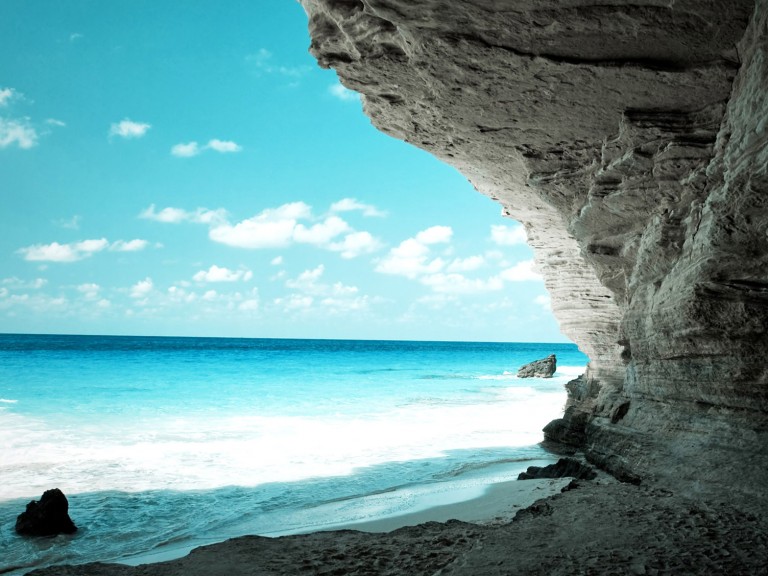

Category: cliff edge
[299, 0, 768, 496]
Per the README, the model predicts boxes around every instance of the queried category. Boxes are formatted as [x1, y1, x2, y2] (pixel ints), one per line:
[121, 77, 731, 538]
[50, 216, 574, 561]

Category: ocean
[0, 334, 587, 574]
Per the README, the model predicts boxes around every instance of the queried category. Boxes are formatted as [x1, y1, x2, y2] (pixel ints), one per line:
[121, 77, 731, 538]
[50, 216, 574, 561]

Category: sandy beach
[113, 476, 573, 567]
[23, 468, 768, 575]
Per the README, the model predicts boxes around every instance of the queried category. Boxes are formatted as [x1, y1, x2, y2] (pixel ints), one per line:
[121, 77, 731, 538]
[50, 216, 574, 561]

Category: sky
[0, 1, 567, 343]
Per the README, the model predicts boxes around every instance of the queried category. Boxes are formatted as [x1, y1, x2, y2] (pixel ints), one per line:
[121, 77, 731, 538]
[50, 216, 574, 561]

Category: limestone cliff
[300, 0, 768, 494]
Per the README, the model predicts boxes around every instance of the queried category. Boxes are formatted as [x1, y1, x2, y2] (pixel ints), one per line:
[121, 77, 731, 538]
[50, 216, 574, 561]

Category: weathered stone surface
[15, 488, 77, 537]
[517, 354, 556, 378]
[299, 0, 768, 495]
[518, 458, 597, 481]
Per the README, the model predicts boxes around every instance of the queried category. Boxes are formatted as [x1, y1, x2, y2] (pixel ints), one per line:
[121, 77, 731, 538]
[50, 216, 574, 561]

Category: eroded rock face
[300, 0, 768, 495]
[517, 354, 556, 378]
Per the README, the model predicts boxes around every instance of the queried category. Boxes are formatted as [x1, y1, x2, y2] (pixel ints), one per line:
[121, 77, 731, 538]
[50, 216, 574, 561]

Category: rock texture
[518, 458, 597, 481]
[517, 354, 556, 378]
[15, 488, 77, 537]
[299, 0, 768, 495]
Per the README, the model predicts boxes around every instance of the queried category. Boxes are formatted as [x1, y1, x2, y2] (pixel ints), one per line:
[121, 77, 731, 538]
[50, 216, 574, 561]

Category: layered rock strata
[300, 0, 768, 493]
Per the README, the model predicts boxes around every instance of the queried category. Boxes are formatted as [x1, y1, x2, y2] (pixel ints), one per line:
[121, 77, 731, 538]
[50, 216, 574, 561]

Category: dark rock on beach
[518, 458, 597, 481]
[517, 355, 556, 379]
[15, 488, 77, 537]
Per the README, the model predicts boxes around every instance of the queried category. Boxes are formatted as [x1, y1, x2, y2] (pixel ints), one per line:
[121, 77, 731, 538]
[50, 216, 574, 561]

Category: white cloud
[171, 141, 201, 157]
[46, 118, 66, 127]
[209, 202, 353, 250]
[2, 277, 47, 290]
[416, 226, 453, 245]
[376, 226, 452, 279]
[130, 277, 153, 298]
[286, 265, 325, 293]
[329, 231, 382, 259]
[193, 265, 252, 283]
[77, 283, 100, 299]
[110, 239, 149, 252]
[329, 82, 359, 102]
[171, 139, 241, 157]
[274, 294, 313, 311]
[534, 294, 551, 309]
[281, 265, 364, 314]
[206, 139, 242, 153]
[210, 202, 309, 249]
[293, 216, 350, 245]
[498, 260, 542, 282]
[490, 224, 527, 246]
[109, 119, 151, 139]
[330, 198, 387, 217]
[238, 298, 259, 312]
[140, 204, 227, 225]
[17, 238, 109, 262]
[57, 215, 81, 230]
[447, 255, 485, 273]
[0, 88, 16, 106]
[246, 48, 311, 79]
[270, 256, 283, 266]
[69, 33, 83, 42]
[419, 273, 503, 295]
[0, 117, 38, 149]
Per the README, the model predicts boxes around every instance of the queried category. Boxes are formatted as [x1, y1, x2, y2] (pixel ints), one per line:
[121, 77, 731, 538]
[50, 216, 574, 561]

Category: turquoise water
[0, 335, 587, 574]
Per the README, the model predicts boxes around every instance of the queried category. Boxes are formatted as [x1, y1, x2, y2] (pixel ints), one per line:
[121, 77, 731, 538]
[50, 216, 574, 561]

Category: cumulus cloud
[77, 283, 100, 299]
[278, 265, 366, 314]
[110, 239, 149, 252]
[0, 87, 19, 107]
[498, 260, 542, 282]
[46, 118, 66, 127]
[534, 294, 551, 309]
[140, 204, 227, 225]
[416, 226, 453, 245]
[329, 82, 359, 102]
[18, 238, 109, 262]
[193, 265, 253, 283]
[171, 141, 201, 157]
[419, 273, 503, 294]
[2, 277, 47, 290]
[447, 255, 485, 273]
[17, 237, 148, 262]
[329, 231, 382, 259]
[246, 48, 312, 79]
[375, 226, 452, 279]
[130, 277, 153, 298]
[270, 256, 283, 266]
[490, 224, 528, 246]
[109, 119, 151, 139]
[171, 139, 241, 157]
[210, 202, 311, 249]
[206, 139, 241, 153]
[0, 117, 38, 149]
[293, 216, 351, 245]
[330, 198, 387, 217]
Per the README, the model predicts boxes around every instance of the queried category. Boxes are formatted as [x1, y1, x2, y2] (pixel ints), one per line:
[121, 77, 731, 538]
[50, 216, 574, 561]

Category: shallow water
[0, 335, 587, 573]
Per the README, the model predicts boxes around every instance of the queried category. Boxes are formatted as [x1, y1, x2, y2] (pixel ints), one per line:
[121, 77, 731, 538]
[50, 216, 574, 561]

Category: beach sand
[24, 471, 768, 575]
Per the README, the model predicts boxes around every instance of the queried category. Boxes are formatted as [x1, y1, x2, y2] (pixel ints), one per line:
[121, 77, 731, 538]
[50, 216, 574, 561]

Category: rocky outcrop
[300, 0, 768, 495]
[15, 488, 77, 537]
[518, 458, 597, 481]
[517, 355, 557, 378]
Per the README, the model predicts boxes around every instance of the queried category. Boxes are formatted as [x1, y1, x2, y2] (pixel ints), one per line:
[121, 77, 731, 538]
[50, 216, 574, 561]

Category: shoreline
[116, 475, 572, 567]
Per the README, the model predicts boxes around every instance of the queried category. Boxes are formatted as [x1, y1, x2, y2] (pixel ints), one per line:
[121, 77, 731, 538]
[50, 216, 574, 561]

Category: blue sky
[0, 1, 566, 342]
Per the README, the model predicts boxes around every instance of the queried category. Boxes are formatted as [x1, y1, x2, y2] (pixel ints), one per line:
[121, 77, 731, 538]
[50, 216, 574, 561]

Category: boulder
[517, 355, 556, 378]
[518, 458, 597, 481]
[15, 488, 77, 536]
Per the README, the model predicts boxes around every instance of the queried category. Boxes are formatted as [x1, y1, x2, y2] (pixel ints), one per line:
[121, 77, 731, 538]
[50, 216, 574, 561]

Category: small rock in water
[15, 488, 77, 536]
[517, 354, 556, 378]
